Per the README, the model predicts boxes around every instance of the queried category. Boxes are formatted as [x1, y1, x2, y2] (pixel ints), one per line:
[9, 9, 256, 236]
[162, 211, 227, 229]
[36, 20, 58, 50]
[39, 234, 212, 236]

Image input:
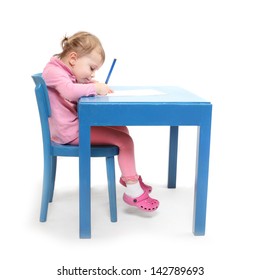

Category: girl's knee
[123, 134, 134, 146]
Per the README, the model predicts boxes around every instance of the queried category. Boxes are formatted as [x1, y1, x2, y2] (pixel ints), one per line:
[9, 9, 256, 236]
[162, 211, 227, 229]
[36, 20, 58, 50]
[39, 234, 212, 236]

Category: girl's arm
[43, 68, 112, 101]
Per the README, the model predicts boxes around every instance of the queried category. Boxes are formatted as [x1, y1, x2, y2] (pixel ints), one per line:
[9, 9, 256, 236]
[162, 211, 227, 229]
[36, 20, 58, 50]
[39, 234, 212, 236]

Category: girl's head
[57, 31, 105, 83]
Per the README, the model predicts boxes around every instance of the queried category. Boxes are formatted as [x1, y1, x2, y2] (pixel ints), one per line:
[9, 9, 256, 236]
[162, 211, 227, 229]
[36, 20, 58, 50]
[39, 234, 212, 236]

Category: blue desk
[78, 86, 212, 238]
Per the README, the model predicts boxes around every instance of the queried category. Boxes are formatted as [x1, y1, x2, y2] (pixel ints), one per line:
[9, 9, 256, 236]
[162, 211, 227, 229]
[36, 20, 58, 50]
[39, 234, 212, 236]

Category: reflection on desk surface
[110, 89, 167, 97]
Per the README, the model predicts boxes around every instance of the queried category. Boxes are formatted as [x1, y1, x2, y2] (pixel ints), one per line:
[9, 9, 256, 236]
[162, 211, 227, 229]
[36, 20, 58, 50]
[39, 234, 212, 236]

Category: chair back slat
[32, 73, 52, 151]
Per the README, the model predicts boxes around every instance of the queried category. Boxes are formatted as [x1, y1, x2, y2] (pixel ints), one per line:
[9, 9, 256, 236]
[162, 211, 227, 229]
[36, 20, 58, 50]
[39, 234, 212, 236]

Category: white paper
[110, 89, 167, 97]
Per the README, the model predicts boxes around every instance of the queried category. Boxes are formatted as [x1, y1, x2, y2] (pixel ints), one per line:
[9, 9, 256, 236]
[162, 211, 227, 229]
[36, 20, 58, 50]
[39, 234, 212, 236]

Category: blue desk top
[80, 86, 210, 105]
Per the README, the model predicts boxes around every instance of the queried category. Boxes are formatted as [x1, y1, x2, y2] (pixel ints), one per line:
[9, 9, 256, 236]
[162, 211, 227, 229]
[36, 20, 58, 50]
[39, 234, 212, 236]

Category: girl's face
[68, 50, 103, 83]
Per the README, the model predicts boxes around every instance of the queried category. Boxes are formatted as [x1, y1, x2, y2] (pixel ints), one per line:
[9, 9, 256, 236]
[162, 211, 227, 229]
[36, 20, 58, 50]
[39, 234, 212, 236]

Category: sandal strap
[119, 176, 152, 192]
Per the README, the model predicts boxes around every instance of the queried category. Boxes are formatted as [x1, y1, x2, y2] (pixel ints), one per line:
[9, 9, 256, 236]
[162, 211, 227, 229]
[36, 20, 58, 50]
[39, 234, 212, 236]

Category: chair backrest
[32, 73, 52, 152]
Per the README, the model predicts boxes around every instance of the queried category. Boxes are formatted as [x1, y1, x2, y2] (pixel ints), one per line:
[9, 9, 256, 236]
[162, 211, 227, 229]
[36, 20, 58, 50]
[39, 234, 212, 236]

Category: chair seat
[51, 141, 119, 157]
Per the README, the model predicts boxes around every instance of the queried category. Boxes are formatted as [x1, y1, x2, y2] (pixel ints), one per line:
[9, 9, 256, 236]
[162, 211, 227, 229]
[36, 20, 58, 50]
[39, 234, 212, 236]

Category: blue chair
[32, 73, 119, 235]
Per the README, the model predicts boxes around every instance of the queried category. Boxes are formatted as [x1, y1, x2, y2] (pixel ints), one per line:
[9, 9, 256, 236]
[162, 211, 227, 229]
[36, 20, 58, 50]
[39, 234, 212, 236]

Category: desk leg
[193, 124, 211, 236]
[168, 126, 178, 188]
[79, 125, 91, 238]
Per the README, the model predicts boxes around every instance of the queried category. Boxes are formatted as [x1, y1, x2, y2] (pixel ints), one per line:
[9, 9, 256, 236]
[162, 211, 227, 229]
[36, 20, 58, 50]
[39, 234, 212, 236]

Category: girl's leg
[92, 126, 139, 182]
[70, 126, 138, 181]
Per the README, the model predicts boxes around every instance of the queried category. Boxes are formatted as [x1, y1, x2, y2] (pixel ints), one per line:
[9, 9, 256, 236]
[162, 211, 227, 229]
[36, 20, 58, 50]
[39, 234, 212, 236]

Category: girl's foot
[123, 190, 159, 212]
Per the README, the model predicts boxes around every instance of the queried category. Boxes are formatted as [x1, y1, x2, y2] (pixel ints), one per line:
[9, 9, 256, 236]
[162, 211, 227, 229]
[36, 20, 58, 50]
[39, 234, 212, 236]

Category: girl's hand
[95, 83, 113, 95]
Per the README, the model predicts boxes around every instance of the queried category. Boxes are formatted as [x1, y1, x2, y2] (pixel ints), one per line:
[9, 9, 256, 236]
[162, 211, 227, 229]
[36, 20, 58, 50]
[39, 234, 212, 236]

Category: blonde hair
[57, 31, 105, 62]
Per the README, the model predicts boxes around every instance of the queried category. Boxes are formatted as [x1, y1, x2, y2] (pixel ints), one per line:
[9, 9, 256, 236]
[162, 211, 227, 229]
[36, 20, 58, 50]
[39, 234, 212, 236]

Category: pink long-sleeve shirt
[42, 56, 97, 144]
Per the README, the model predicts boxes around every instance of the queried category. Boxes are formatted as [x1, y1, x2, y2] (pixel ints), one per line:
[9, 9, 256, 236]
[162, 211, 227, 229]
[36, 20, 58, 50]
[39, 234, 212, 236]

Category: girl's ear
[68, 52, 77, 66]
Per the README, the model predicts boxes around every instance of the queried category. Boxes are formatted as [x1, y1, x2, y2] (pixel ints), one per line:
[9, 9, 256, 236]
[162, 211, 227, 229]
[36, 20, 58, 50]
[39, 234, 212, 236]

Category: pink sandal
[120, 176, 152, 193]
[123, 191, 159, 212]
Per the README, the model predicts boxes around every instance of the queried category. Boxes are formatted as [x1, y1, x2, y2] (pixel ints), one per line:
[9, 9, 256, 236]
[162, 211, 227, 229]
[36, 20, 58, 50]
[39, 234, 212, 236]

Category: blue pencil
[105, 58, 117, 84]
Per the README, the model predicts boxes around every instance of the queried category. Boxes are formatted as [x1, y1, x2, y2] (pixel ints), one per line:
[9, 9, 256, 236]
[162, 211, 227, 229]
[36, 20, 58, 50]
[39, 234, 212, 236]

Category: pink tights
[70, 126, 138, 182]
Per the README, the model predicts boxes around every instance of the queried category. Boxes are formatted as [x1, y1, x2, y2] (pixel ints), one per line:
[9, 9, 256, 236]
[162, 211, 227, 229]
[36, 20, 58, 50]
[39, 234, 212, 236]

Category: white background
[1, 0, 260, 279]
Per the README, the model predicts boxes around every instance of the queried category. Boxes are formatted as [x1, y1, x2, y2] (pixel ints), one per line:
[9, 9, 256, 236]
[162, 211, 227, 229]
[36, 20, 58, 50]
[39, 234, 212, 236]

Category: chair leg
[40, 154, 52, 222]
[49, 156, 57, 202]
[106, 156, 117, 222]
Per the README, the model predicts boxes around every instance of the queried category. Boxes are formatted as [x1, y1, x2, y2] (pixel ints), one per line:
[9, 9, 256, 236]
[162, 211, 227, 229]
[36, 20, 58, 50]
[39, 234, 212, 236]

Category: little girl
[42, 31, 159, 212]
